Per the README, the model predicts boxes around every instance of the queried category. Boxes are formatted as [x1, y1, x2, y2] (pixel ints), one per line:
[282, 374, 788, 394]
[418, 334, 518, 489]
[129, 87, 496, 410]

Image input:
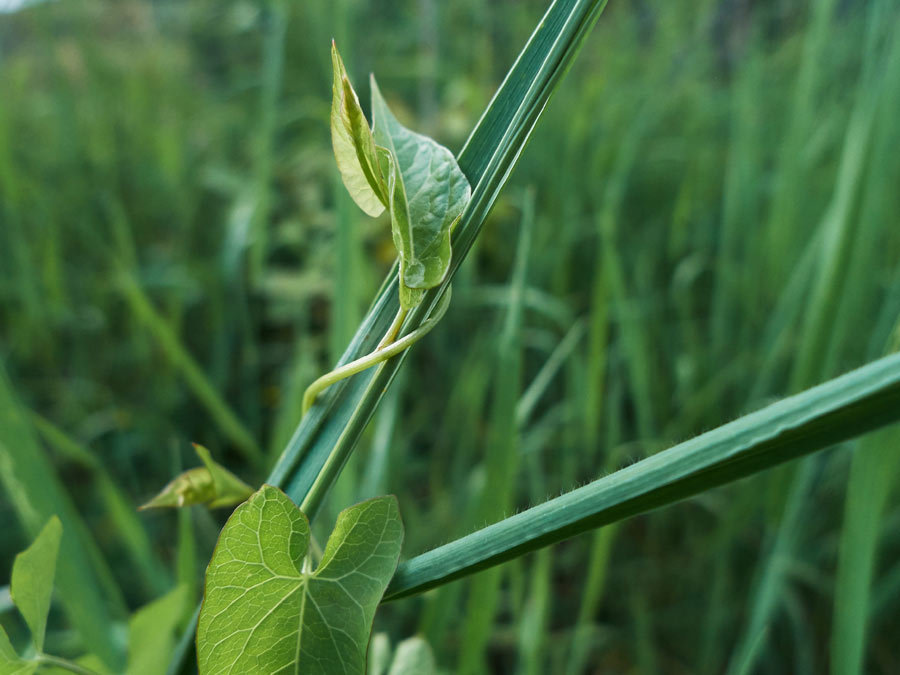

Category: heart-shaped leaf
[331, 42, 386, 218]
[197, 486, 403, 675]
[11, 516, 62, 653]
[371, 76, 470, 308]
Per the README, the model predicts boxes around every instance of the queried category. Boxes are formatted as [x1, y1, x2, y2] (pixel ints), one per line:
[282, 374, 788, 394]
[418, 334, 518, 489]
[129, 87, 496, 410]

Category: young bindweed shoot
[300, 43, 471, 414]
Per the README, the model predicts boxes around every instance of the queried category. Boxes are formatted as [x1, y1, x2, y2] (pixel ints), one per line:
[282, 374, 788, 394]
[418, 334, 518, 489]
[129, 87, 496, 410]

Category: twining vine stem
[297, 287, 452, 519]
[35, 655, 104, 675]
[301, 287, 452, 415]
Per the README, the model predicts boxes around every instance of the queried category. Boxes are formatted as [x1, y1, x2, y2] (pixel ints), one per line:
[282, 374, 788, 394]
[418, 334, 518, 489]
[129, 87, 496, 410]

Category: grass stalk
[384, 351, 900, 601]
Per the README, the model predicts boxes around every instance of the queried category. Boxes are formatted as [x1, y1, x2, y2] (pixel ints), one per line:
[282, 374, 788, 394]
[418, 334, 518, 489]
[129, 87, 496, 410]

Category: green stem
[300, 288, 451, 516]
[302, 289, 450, 415]
[36, 654, 104, 675]
[377, 307, 409, 349]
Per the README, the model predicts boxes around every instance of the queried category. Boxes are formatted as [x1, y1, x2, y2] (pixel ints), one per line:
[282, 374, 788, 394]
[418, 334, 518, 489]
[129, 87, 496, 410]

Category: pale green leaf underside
[371, 76, 470, 294]
[387, 637, 436, 675]
[10, 516, 62, 653]
[331, 44, 385, 218]
[0, 626, 36, 675]
[198, 486, 403, 675]
[366, 633, 391, 675]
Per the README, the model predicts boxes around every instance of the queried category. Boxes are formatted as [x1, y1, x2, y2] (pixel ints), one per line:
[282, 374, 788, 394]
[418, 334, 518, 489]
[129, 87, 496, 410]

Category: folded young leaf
[371, 76, 470, 305]
[331, 42, 386, 217]
[10, 517, 62, 653]
[197, 486, 403, 675]
[139, 444, 253, 510]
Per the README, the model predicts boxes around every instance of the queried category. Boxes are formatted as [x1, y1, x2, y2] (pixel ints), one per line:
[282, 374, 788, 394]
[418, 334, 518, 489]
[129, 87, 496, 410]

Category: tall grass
[1, 0, 899, 672]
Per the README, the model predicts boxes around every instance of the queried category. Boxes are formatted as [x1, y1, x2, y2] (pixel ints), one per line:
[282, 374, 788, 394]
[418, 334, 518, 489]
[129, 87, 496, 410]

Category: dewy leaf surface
[331, 43, 386, 218]
[371, 76, 470, 296]
[10, 516, 62, 652]
[197, 486, 403, 675]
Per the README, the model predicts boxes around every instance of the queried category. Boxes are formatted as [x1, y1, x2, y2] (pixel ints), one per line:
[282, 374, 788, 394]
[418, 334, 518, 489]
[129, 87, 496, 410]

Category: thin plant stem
[302, 289, 450, 415]
[35, 655, 104, 675]
[377, 307, 409, 349]
[299, 287, 451, 517]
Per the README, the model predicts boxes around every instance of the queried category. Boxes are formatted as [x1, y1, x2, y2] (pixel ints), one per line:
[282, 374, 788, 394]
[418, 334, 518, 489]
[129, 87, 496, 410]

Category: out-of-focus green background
[1, 0, 899, 672]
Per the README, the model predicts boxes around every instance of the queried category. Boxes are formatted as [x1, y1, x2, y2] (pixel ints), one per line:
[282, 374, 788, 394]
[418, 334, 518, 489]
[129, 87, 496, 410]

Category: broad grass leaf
[371, 76, 470, 299]
[386, 350, 900, 600]
[10, 516, 62, 652]
[331, 43, 386, 218]
[0, 626, 35, 675]
[197, 486, 403, 675]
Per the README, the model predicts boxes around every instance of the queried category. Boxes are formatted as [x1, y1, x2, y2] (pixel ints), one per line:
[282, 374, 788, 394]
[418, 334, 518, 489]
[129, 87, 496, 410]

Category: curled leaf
[139, 444, 253, 510]
[371, 75, 470, 308]
[331, 42, 386, 217]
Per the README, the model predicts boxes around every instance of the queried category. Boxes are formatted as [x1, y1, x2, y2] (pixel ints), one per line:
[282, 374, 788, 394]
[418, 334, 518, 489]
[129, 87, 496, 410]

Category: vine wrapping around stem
[301, 287, 452, 415]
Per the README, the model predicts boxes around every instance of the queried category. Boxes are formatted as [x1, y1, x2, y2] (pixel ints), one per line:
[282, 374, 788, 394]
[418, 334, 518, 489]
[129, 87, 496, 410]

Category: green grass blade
[458, 190, 533, 674]
[729, 8, 897, 671]
[30, 414, 171, 598]
[383, 352, 900, 601]
[830, 315, 900, 674]
[117, 269, 262, 467]
[830, 429, 898, 675]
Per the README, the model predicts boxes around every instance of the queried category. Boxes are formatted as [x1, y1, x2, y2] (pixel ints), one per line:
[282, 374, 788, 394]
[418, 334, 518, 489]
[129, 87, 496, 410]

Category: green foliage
[0, 365, 122, 668]
[139, 444, 253, 510]
[385, 351, 900, 600]
[370, 77, 470, 309]
[386, 637, 437, 675]
[366, 635, 437, 675]
[1, 519, 188, 675]
[3, 0, 900, 672]
[0, 627, 36, 675]
[330, 43, 470, 311]
[197, 486, 403, 675]
[0, 518, 62, 673]
[125, 586, 189, 675]
[330, 42, 387, 218]
[10, 518, 61, 653]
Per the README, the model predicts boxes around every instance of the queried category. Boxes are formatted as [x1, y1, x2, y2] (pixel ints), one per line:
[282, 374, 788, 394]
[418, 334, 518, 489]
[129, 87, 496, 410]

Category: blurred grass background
[1, 0, 899, 672]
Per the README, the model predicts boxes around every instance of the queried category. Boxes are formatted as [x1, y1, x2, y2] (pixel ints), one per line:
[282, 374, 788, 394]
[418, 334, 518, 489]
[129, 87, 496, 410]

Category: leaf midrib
[294, 575, 308, 675]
